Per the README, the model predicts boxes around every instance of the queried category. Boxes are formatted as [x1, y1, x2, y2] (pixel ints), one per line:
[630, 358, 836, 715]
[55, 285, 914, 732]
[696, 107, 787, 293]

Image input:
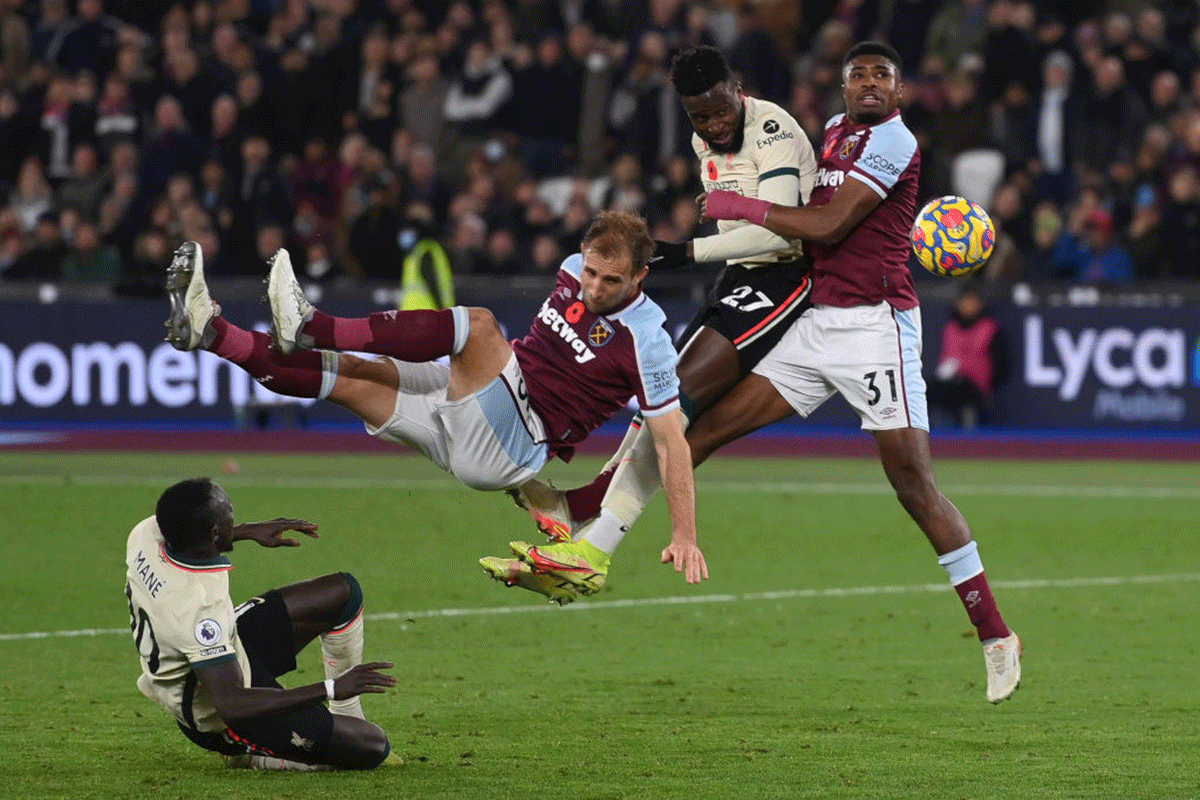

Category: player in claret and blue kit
[698, 40, 1022, 704]
[163, 211, 703, 599]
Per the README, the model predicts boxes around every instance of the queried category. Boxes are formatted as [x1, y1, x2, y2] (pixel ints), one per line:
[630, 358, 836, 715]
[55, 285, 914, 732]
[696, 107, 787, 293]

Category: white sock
[317, 350, 339, 400]
[321, 612, 365, 719]
[579, 508, 630, 555]
[937, 540, 984, 586]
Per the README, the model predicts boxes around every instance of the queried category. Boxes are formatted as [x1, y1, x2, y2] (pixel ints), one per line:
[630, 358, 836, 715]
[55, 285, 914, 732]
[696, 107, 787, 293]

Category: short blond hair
[581, 210, 654, 273]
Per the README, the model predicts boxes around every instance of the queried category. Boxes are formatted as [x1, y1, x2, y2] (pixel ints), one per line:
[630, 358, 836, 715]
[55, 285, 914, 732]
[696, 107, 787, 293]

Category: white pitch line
[2, 473, 1200, 499]
[3, 572, 1197, 643]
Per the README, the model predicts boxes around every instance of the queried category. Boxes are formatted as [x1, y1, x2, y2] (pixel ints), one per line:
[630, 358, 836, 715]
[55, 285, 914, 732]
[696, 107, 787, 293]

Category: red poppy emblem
[707, 160, 718, 181]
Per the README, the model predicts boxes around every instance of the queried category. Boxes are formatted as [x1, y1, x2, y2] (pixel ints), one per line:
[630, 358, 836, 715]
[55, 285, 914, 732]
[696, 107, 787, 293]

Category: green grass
[1, 452, 1198, 799]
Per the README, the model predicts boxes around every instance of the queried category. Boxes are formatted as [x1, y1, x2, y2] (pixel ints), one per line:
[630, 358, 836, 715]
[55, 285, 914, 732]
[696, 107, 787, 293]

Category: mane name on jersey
[815, 168, 845, 188]
[132, 549, 165, 597]
[537, 301, 597, 364]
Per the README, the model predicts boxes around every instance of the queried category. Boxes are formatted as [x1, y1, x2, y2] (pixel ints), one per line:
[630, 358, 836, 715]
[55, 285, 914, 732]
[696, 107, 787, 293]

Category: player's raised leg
[874, 427, 1021, 703]
[267, 246, 469, 361]
[165, 241, 341, 400]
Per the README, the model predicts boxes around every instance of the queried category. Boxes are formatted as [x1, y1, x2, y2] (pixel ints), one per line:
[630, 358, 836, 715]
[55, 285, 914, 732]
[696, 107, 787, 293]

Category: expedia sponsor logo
[756, 130, 795, 149]
[537, 301, 597, 364]
[763, 119, 780, 134]
[814, 168, 845, 188]
[706, 179, 739, 191]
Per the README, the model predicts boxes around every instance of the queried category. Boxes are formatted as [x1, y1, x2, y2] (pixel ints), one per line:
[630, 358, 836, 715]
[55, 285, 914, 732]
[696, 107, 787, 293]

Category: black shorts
[178, 589, 335, 763]
[676, 259, 813, 376]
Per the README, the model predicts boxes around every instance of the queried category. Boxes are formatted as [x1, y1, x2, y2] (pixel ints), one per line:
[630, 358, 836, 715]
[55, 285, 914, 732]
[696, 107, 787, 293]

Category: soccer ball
[911, 195, 995, 277]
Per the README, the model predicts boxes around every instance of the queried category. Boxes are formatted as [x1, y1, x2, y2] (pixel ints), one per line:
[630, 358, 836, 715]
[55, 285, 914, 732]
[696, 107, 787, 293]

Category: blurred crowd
[0, 0, 1198, 292]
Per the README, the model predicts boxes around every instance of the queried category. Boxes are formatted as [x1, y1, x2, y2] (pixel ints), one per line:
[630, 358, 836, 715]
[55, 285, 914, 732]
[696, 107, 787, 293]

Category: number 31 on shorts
[864, 369, 897, 406]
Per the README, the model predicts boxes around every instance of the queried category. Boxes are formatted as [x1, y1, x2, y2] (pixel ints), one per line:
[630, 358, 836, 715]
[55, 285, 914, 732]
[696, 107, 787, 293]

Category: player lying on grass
[483, 45, 815, 602]
[125, 477, 397, 770]
[163, 210, 705, 597]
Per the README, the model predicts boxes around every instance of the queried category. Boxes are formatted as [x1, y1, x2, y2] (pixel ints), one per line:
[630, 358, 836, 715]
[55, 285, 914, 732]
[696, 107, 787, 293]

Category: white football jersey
[124, 517, 251, 732]
[691, 96, 817, 266]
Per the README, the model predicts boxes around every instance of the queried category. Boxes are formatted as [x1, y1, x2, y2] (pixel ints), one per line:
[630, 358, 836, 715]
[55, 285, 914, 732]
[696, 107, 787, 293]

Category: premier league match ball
[911, 195, 996, 277]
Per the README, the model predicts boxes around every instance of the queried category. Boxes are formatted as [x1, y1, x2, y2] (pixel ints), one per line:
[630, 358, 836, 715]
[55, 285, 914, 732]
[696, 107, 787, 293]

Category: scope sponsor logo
[0, 338, 312, 410]
[1023, 315, 1189, 422]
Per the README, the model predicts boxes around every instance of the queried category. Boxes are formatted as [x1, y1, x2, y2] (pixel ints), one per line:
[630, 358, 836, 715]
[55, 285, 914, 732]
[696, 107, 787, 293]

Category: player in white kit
[485, 46, 817, 600]
[125, 478, 396, 768]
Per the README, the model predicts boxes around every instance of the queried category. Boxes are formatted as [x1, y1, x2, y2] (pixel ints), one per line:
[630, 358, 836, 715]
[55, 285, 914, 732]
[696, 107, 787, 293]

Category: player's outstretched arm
[196, 658, 395, 724]
[644, 408, 708, 584]
[232, 518, 319, 548]
[703, 177, 883, 245]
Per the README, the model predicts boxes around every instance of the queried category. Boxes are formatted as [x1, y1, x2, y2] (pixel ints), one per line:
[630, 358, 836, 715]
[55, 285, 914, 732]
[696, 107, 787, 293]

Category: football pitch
[1, 450, 1197, 799]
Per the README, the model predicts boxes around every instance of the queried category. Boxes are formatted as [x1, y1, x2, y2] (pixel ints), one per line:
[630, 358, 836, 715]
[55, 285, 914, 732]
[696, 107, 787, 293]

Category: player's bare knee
[331, 719, 390, 769]
[463, 306, 505, 346]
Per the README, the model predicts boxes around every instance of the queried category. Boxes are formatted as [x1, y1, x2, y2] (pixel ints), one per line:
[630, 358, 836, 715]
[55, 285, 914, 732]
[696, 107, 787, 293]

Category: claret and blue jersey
[512, 253, 679, 458]
[811, 108, 921, 310]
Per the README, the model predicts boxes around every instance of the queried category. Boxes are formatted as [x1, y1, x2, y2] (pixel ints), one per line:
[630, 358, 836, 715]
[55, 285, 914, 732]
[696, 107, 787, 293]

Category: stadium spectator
[125, 478, 396, 770]
[48, 0, 122, 77]
[931, 70, 988, 161]
[1053, 208, 1135, 283]
[529, 231, 562, 273]
[927, 284, 1008, 429]
[60, 218, 121, 282]
[95, 74, 141, 157]
[57, 142, 107, 219]
[398, 143, 452, 231]
[303, 239, 344, 283]
[1127, 183, 1165, 279]
[727, 2, 792, 102]
[608, 31, 674, 176]
[140, 96, 203, 208]
[979, 0, 1037, 103]
[115, 226, 172, 296]
[8, 157, 54, 233]
[1161, 165, 1200, 279]
[348, 175, 404, 278]
[3, 211, 65, 281]
[510, 33, 578, 178]
[31, 0, 70, 63]
[1029, 49, 1079, 206]
[1074, 56, 1147, 181]
[229, 134, 290, 274]
[399, 52, 449, 162]
[924, 0, 988, 74]
[205, 94, 243, 177]
[443, 38, 513, 182]
[1024, 199, 1064, 278]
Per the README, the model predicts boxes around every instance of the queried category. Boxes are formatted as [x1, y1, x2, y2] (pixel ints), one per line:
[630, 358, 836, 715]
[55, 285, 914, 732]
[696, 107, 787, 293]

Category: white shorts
[753, 302, 928, 431]
[364, 354, 549, 490]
